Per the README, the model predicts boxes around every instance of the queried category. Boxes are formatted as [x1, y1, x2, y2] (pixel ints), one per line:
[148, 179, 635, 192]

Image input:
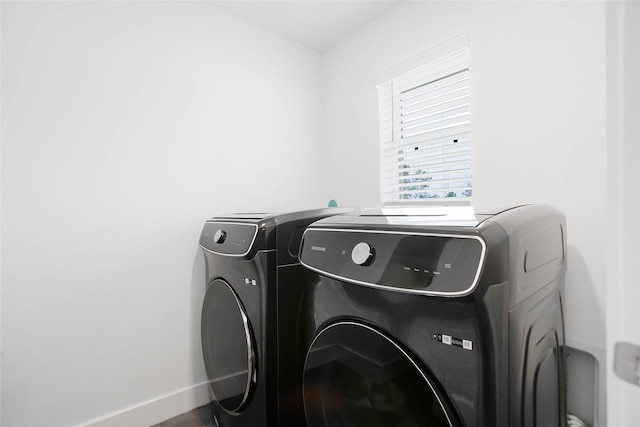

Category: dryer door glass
[201, 279, 256, 414]
[303, 321, 457, 427]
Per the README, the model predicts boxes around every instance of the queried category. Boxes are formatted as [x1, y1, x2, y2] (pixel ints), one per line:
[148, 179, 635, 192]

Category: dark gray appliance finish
[199, 208, 352, 427]
[298, 204, 567, 427]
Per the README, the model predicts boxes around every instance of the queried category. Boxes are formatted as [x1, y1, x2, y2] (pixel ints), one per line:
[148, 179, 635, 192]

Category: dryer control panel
[200, 222, 258, 256]
[300, 229, 486, 296]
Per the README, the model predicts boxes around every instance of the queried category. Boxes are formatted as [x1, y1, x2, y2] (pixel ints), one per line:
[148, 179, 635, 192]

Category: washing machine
[297, 204, 567, 427]
[199, 208, 351, 427]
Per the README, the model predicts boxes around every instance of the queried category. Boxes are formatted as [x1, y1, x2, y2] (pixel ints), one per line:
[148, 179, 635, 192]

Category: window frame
[376, 35, 472, 206]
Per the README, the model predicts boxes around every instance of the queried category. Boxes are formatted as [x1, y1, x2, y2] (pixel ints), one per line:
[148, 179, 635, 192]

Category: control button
[213, 229, 227, 244]
[351, 242, 375, 266]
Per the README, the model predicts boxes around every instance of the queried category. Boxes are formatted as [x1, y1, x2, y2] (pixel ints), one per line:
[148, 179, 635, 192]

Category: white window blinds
[378, 48, 471, 203]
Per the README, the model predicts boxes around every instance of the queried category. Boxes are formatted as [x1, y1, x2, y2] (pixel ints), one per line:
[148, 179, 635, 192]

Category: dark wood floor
[151, 404, 216, 427]
[153, 403, 586, 427]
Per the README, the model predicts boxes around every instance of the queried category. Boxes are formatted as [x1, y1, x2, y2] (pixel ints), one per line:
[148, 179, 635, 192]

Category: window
[377, 44, 471, 204]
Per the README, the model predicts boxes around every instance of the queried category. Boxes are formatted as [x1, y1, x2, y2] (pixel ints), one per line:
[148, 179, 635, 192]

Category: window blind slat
[400, 105, 470, 134]
[382, 139, 471, 171]
[400, 94, 470, 123]
[381, 130, 470, 153]
[386, 187, 473, 201]
[382, 140, 471, 167]
[384, 177, 473, 191]
[384, 146, 472, 164]
[394, 122, 471, 146]
[399, 73, 470, 107]
[401, 88, 469, 119]
[384, 179, 471, 194]
[383, 155, 472, 172]
[383, 158, 472, 178]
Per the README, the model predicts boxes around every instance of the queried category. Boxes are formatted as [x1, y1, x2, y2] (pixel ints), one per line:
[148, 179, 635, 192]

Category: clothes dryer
[298, 205, 567, 427]
[199, 208, 350, 427]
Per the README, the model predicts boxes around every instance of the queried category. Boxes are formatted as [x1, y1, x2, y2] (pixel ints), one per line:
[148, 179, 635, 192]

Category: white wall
[1, 2, 324, 426]
[322, 1, 607, 424]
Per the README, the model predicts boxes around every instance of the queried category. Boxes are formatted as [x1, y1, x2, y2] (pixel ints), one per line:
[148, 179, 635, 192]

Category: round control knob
[213, 229, 227, 244]
[351, 242, 375, 266]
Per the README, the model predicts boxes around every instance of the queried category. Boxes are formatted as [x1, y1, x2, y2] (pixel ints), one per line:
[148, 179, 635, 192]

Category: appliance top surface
[210, 212, 278, 222]
[208, 207, 353, 225]
[309, 205, 522, 229]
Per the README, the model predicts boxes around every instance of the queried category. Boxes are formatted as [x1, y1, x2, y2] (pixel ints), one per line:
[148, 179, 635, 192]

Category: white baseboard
[81, 382, 211, 427]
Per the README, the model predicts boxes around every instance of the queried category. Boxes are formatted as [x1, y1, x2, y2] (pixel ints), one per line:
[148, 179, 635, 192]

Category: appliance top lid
[208, 207, 354, 224]
[210, 212, 277, 222]
[310, 205, 524, 228]
[375, 206, 484, 226]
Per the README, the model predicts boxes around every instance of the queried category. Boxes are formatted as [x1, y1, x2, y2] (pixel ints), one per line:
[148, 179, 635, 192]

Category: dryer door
[201, 278, 256, 414]
[303, 321, 459, 427]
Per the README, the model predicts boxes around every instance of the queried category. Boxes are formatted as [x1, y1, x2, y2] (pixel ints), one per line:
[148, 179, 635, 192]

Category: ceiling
[208, 1, 402, 52]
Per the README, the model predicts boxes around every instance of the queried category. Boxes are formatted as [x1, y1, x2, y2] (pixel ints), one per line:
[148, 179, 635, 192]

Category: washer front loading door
[201, 278, 256, 415]
[303, 321, 459, 427]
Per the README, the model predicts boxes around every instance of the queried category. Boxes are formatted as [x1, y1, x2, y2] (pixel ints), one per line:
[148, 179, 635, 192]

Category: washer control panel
[300, 228, 486, 296]
[200, 222, 258, 256]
